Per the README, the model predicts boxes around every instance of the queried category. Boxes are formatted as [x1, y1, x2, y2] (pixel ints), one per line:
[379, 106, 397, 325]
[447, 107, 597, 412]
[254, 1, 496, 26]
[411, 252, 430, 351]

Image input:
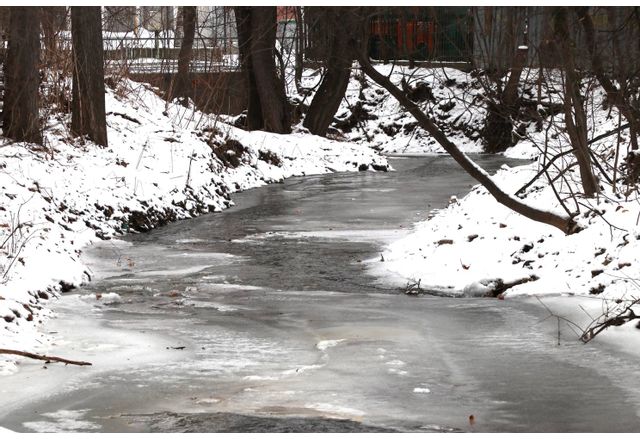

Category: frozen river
[2, 155, 640, 432]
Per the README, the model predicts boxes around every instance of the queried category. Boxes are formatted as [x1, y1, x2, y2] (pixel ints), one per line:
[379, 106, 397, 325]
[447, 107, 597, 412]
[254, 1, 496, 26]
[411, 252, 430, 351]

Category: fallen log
[0, 348, 92, 366]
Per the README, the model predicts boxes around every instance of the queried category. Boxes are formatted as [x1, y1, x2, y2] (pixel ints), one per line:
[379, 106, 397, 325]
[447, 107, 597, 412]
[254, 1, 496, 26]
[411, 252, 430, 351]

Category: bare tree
[71, 6, 107, 147]
[235, 6, 291, 134]
[294, 6, 305, 93]
[172, 6, 196, 103]
[552, 7, 599, 197]
[475, 7, 529, 153]
[3, 7, 42, 144]
[302, 7, 358, 137]
[235, 6, 263, 130]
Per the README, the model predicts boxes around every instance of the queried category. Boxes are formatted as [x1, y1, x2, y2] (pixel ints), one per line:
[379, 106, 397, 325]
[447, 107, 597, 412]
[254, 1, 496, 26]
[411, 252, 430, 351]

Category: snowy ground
[364, 68, 640, 338]
[0, 78, 387, 372]
[294, 65, 486, 154]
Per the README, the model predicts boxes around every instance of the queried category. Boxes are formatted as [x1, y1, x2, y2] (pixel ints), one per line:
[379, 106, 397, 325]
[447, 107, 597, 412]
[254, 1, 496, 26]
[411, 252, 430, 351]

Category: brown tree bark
[71, 6, 108, 147]
[172, 6, 196, 103]
[352, 39, 578, 234]
[303, 7, 356, 136]
[249, 7, 291, 134]
[234, 7, 290, 134]
[3, 7, 42, 144]
[294, 6, 304, 93]
[553, 7, 599, 197]
[235, 6, 263, 130]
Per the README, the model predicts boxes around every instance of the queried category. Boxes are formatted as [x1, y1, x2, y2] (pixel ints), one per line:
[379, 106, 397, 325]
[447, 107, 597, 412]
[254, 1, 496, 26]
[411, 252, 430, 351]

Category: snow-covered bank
[306, 65, 486, 154]
[370, 161, 640, 299]
[0, 78, 387, 371]
[368, 71, 640, 333]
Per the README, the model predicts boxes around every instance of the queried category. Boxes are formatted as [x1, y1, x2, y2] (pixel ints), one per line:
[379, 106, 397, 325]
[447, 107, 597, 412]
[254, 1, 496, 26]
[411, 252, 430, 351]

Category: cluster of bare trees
[3, 6, 107, 146]
[1, 6, 639, 236]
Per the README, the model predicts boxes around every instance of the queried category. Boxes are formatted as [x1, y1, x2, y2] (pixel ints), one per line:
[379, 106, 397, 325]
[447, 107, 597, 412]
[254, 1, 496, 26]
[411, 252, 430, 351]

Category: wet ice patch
[316, 339, 346, 351]
[195, 397, 222, 405]
[243, 229, 404, 244]
[420, 424, 457, 432]
[138, 265, 213, 277]
[22, 409, 101, 433]
[281, 364, 324, 375]
[386, 359, 406, 367]
[181, 300, 238, 312]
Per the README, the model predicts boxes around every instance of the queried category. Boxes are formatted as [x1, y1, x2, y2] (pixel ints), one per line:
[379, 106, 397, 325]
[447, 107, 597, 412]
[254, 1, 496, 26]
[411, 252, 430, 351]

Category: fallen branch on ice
[0, 349, 92, 366]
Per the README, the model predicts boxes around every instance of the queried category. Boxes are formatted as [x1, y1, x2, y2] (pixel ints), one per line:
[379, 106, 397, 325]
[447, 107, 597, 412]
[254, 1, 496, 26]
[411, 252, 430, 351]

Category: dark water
[2, 155, 640, 433]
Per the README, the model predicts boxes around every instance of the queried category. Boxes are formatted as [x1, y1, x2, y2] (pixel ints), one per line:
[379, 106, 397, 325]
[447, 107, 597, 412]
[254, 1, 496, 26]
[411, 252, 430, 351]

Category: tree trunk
[353, 43, 578, 234]
[553, 7, 598, 197]
[294, 6, 304, 93]
[303, 7, 355, 136]
[482, 7, 528, 154]
[234, 6, 263, 130]
[482, 45, 527, 153]
[234, 7, 290, 134]
[3, 7, 42, 144]
[172, 6, 196, 103]
[71, 6, 107, 147]
[249, 7, 291, 134]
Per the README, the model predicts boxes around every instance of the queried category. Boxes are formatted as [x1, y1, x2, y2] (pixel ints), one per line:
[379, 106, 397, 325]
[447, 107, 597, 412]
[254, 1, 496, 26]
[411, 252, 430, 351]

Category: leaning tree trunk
[303, 7, 356, 137]
[71, 6, 107, 147]
[3, 7, 42, 144]
[249, 7, 291, 134]
[352, 37, 578, 234]
[172, 6, 196, 103]
[235, 6, 263, 130]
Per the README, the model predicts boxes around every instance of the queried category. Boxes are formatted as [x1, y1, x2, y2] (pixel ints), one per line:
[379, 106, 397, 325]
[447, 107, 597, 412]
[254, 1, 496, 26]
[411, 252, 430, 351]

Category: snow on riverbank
[0, 78, 387, 371]
[369, 75, 640, 318]
[370, 162, 640, 298]
[298, 65, 486, 154]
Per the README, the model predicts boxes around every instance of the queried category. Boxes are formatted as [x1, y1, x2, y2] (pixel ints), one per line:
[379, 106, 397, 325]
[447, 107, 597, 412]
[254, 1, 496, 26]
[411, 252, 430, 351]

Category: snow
[316, 339, 346, 351]
[413, 387, 431, 394]
[367, 69, 640, 339]
[22, 409, 101, 433]
[0, 77, 387, 371]
[299, 64, 487, 155]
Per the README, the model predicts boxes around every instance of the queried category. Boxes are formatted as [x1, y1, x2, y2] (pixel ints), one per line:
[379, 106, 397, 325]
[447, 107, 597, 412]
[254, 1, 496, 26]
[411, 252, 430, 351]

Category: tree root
[0, 348, 92, 366]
